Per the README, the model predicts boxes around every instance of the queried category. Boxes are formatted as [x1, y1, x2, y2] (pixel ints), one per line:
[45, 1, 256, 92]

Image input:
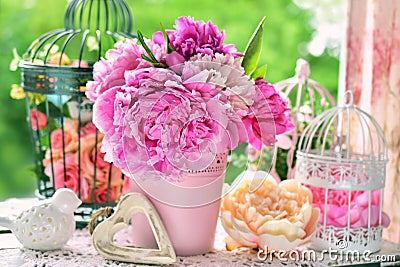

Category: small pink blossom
[29, 109, 47, 131]
[246, 145, 259, 162]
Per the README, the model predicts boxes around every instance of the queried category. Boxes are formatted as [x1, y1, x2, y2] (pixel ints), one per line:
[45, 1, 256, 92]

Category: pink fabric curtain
[339, 0, 400, 243]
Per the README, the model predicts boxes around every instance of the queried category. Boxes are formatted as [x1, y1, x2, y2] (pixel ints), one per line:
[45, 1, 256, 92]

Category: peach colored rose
[121, 176, 130, 195]
[221, 171, 319, 251]
[43, 119, 128, 203]
[29, 109, 47, 131]
[47, 52, 70, 66]
[44, 154, 90, 201]
[90, 184, 121, 203]
[43, 119, 79, 166]
[79, 133, 124, 202]
[80, 122, 97, 137]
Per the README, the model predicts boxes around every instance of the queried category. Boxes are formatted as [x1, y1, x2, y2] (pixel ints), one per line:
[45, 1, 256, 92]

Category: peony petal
[354, 191, 369, 207]
[327, 204, 347, 219]
[257, 219, 305, 242]
[225, 236, 245, 251]
[276, 134, 292, 150]
[303, 208, 320, 239]
[220, 211, 258, 247]
[258, 233, 303, 251]
[355, 204, 390, 228]
[299, 202, 312, 226]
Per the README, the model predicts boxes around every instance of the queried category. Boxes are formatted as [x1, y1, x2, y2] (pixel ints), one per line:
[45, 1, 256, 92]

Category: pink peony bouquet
[43, 119, 130, 203]
[86, 16, 294, 181]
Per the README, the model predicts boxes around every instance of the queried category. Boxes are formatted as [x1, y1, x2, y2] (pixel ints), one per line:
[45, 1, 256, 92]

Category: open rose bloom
[43, 119, 129, 203]
[86, 16, 294, 181]
[220, 171, 320, 251]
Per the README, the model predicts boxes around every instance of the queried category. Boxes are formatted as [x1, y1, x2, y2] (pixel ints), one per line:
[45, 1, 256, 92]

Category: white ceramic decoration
[92, 193, 176, 265]
[0, 188, 82, 250]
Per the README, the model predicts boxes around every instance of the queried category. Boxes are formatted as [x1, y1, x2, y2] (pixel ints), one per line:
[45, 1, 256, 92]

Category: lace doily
[0, 198, 399, 267]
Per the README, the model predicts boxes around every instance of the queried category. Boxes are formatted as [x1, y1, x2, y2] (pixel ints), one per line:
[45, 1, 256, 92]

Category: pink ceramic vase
[129, 152, 227, 256]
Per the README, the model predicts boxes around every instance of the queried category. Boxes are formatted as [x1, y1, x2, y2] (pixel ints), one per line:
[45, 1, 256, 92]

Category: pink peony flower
[92, 68, 162, 171]
[309, 186, 390, 228]
[44, 154, 90, 201]
[167, 16, 242, 60]
[122, 68, 235, 180]
[242, 79, 294, 150]
[181, 53, 255, 113]
[86, 37, 163, 101]
[29, 109, 47, 131]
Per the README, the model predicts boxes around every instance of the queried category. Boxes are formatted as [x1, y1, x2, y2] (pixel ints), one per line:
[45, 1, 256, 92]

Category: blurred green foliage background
[0, 0, 339, 200]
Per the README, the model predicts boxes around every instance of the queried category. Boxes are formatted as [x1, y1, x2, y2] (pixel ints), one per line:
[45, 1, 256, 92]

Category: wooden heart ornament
[92, 193, 176, 264]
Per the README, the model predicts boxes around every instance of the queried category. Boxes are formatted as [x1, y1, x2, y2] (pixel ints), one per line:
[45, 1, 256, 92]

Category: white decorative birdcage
[295, 90, 388, 253]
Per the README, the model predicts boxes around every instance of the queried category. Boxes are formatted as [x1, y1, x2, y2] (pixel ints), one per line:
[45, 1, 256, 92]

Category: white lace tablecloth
[1, 198, 400, 267]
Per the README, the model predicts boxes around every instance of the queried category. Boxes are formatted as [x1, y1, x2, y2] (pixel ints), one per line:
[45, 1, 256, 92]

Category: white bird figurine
[0, 188, 82, 250]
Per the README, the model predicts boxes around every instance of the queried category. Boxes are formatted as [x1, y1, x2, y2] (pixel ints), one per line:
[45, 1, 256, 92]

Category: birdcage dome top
[295, 91, 388, 190]
[297, 91, 387, 162]
[19, 0, 135, 96]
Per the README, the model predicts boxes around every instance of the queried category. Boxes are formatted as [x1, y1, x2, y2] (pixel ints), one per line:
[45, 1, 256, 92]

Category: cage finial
[343, 90, 354, 107]
[295, 58, 310, 84]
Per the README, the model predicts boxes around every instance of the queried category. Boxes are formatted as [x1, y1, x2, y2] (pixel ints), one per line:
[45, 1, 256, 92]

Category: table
[1, 198, 399, 267]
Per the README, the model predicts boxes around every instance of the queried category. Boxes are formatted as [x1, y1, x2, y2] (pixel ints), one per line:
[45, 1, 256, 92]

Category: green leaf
[141, 54, 153, 62]
[160, 23, 174, 54]
[137, 30, 158, 63]
[251, 64, 268, 79]
[137, 30, 166, 68]
[241, 16, 266, 76]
